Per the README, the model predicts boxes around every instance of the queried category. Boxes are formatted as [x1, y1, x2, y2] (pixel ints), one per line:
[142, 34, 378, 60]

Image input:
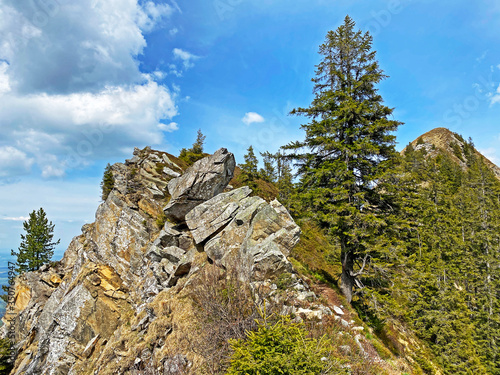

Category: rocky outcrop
[0, 147, 321, 375]
[164, 148, 236, 221]
[187, 186, 301, 281]
[185, 186, 253, 244]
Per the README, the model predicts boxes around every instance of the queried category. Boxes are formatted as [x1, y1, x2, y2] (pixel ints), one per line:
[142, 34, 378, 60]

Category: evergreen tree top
[11, 208, 60, 273]
[286, 15, 402, 190]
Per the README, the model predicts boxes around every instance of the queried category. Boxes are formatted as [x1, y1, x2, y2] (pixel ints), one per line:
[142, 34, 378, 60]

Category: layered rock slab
[186, 186, 301, 281]
[185, 186, 252, 244]
[164, 148, 235, 221]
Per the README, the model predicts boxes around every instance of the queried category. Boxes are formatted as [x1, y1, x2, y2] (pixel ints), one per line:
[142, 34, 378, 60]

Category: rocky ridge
[1, 147, 343, 375]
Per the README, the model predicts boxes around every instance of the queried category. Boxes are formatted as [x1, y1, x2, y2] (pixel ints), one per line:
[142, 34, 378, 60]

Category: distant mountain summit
[403, 127, 500, 180]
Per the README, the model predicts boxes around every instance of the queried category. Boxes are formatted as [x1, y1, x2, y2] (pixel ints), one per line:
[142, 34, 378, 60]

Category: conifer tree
[239, 145, 259, 183]
[179, 129, 207, 165]
[274, 151, 294, 210]
[259, 151, 276, 183]
[101, 163, 114, 201]
[191, 129, 206, 155]
[284, 16, 402, 302]
[11, 208, 60, 273]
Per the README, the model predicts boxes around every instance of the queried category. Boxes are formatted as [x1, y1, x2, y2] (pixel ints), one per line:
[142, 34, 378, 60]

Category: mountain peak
[404, 127, 500, 180]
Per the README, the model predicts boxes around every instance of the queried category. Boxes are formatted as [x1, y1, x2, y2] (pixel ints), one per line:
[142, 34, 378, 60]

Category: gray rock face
[189, 186, 301, 281]
[164, 148, 236, 221]
[186, 186, 252, 244]
[204, 196, 266, 263]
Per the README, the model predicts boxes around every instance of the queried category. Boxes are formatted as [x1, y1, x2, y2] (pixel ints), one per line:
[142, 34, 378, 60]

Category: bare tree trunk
[340, 240, 355, 303]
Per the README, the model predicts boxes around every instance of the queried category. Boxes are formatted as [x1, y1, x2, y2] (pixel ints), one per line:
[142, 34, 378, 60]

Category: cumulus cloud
[159, 122, 179, 132]
[0, 79, 178, 178]
[0, 146, 34, 178]
[139, 1, 176, 32]
[0, 0, 180, 95]
[242, 112, 265, 125]
[0, 0, 181, 180]
[173, 48, 199, 70]
[0, 61, 10, 93]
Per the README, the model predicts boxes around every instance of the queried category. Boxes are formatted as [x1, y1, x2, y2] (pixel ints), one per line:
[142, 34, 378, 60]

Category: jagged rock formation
[403, 127, 500, 179]
[0, 148, 332, 375]
[164, 148, 235, 221]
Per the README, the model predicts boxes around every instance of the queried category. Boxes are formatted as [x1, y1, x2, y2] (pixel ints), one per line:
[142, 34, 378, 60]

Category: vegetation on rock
[0, 339, 13, 375]
[227, 314, 336, 375]
[101, 163, 115, 201]
[179, 129, 207, 165]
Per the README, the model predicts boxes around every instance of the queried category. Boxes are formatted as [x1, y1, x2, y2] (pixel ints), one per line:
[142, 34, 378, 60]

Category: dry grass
[187, 262, 260, 374]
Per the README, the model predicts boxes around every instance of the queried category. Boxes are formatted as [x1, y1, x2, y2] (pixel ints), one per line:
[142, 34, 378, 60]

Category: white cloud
[152, 70, 166, 80]
[138, 1, 176, 32]
[0, 0, 178, 94]
[0, 61, 10, 93]
[0, 78, 178, 179]
[0, 1, 181, 180]
[0, 146, 34, 178]
[491, 84, 500, 105]
[1, 216, 28, 222]
[159, 122, 179, 132]
[173, 48, 199, 70]
[169, 27, 179, 36]
[242, 112, 265, 125]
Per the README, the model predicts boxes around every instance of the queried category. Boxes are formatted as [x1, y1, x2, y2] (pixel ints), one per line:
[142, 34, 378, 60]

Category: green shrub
[0, 338, 13, 375]
[179, 129, 206, 166]
[227, 315, 340, 375]
[179, 150, 205, 165]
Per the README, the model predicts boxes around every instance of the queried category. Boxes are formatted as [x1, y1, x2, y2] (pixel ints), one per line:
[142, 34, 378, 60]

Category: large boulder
[185, 186, 252, 244]
[164, 148, 236, 221]
[188, 187, 301, 281]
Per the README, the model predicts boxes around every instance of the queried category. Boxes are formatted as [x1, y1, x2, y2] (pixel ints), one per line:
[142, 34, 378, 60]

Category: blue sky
[1, 0, 500, 260]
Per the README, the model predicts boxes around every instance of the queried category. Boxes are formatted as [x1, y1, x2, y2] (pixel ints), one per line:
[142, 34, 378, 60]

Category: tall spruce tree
[11, 208, 60, 273]
[284, 16, 402, 302]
